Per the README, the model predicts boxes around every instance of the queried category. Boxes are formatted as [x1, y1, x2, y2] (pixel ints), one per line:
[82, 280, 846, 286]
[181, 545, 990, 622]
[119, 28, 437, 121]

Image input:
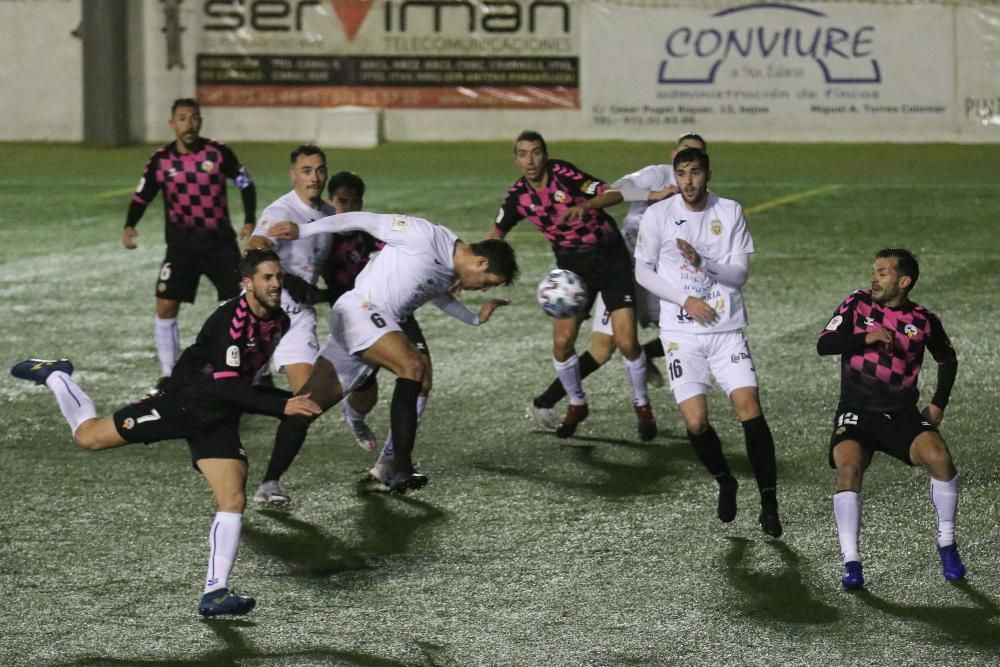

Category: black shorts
[556, 240, 636, 314]
[155, 242, 241, 303]
[113, 391, 248, 468]
[828, 404, 938, 467]
[353, 315, 429, 391]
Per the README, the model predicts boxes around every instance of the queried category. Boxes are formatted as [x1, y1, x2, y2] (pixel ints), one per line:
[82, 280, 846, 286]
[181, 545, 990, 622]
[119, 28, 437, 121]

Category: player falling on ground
[491, 130, 656, 440]
[123, 98, 257, 381]
[527, 132, 708, 432]
[264, 213, 517, 491]
[11, 249, 322, 617]
[634, 148, 781, 537]
[818, 248, 963, 589]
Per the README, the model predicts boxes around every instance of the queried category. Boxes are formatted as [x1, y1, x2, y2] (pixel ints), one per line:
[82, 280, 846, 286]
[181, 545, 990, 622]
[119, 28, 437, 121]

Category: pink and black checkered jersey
[324, 231, 383, 303]
[494, 159, 624, 258]
[132, 138, 247, 248]
[820, 289, 957, 411]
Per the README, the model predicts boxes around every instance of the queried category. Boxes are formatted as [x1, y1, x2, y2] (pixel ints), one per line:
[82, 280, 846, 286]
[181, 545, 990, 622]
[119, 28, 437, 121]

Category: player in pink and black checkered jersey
[818, 247, 964, 589]
[123, 98, 257, 383]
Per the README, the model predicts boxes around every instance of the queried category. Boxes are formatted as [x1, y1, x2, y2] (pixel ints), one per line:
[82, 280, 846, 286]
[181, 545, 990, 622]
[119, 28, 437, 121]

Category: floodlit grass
[1, 141, 998, 666]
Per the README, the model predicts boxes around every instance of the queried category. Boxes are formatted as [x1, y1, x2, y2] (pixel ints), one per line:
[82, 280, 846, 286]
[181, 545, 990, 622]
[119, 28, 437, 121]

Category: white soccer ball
[536, 269, 588, 320]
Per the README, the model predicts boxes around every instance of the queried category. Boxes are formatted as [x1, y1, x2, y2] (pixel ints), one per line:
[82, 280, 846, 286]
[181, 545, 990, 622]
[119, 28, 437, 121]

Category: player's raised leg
[831, 439, 867, 589]
[910, 430, 965, 581]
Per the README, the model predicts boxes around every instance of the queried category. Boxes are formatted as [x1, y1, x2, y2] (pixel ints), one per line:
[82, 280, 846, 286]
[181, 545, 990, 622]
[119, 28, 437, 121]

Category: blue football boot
[198, 588, 256, 617]
[11, 358, 73, 385]
[937, 543, 966, 581]
[841, 561, 864, 589]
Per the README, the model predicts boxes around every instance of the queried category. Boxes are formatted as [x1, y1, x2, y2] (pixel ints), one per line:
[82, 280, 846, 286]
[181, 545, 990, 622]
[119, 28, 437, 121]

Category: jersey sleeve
[925, 311, 958, 408]
[125, 153, 162, 227]
[217, 142, 253, 189]
[634, 206, 664, 269]
[613, 165, 668, 198]
[559, 160, 608, 199]
[493, 186, 524, 236]
[728, 202, 755, 256]
[816, 292, 867, 355]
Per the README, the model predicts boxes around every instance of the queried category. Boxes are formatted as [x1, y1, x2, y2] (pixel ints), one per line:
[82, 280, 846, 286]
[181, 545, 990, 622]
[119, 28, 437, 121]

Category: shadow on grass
[856, 581, 1000, 652]
[724, 536, 840, 624]
[243, 491, 446, 579]
[475, 437, 688, 498]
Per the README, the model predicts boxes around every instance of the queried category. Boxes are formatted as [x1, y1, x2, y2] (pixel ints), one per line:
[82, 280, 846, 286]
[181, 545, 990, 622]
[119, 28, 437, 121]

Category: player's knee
[835, 463, 864, 488]
[397, 354, 427, 384]
[216, 491, 246, 514]
[73, 423, 105, 451]
[917, 441, 954, 478]
[684, 416, 710, 435]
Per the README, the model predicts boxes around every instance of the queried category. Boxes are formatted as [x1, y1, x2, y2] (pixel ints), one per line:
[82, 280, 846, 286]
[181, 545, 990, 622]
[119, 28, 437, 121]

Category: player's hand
[683, 296, 718, 325]
[676, 238, 702, 268]
[239, 222, 255, 240]
[864, 326, 893, 346]
[921, 404, 944, 426]
[477, 299, 511, 324]
[122, 227, 138, 250]
[649, 185, 679, 202]
[559, 205, 587, 222]
[269, 221, 300, 240]
[284, 393, 323, 417]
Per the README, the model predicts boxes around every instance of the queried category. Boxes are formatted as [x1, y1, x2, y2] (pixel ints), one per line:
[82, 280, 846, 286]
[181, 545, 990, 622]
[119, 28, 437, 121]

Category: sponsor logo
[391, 217, 409, 231]
[201, 160, 215, 172]
[710, 219, 723, 236]
[730, 351, 752, 364]
[226, 345, 241, 367]
[825, 315, 843, 331]
[904, 323, 919, 338]
[122, 418, 135, 430]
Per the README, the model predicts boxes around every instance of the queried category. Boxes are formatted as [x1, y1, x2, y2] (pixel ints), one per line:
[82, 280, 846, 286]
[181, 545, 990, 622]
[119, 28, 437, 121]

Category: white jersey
[635, 192, 754, 334]
[298, 212, 460, 321]
[252, 191, 335, 285]
[613, 164, 676, 253]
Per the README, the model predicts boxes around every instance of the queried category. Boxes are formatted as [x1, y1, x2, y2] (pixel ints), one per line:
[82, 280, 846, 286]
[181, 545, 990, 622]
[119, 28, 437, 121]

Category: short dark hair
[673, 147, 710, 171]
[171, 98, 200, 115]
[469, 238, 519, 286]
[240, 247, 281, 278]
[290, 144, 326, 164]
[328, 171, 366, 198]
[514, 130, 547, 156]
[677, 132, 707, 150]
[875, 247, 920, 290]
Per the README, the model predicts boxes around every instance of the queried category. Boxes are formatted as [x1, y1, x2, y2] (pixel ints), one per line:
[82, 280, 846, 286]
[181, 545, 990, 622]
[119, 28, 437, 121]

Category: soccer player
[10, 249, 322, 617]
[818, 248, 963, 589]
[264, 212, 518, 491]
[528, 132, 708, 431]
[491, 130, 656, 440]
[123, 98, 257, 380]
[634, 148, 782, 538]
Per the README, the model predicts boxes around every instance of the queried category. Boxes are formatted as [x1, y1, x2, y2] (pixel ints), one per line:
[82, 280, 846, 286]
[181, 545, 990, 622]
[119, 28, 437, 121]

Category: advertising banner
[956, 4, 1000, 138]
[195, 0, 580, 109]
[584, 2, 956, 141]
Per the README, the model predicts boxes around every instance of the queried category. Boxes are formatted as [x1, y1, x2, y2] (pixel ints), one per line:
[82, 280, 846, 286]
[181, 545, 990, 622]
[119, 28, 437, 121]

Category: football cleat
[556, 403, 589, 439]
[634, 403, 658, 442]
[758, 510, 783, 538]
[717, 476, 738, 523]
[841, 561, 864, 589]
[387, 470, 430, 494]
[198, 588, 256, 617]
[526, 401, 559, 431]
[645, 358, 665, 388]
[937, 543, 966, 581]
[252, 480, 290, 506]
[342, 410, 378, 452]
[11, 358, 74, 385]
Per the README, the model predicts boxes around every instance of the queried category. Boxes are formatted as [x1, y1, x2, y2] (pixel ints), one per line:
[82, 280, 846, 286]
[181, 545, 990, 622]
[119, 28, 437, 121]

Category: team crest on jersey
[226, 345, 240, 367]
[121, 418, 135, 431]
[666, 342, 680, 354]
[201, 160, 215, 172]
[835, 426, 846, 436]
[904, 323, 919, 338]
[553, 190, 568, 204]
[391, 217, 408, 232]
[157, 281, 167, 293]
[710, 219, 723, 236]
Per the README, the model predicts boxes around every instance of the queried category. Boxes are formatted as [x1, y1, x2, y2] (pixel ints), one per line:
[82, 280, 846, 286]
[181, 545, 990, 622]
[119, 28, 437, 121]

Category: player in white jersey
[265, 213, 519, 491]
[634, 148, 782, 538]
[527, 134, 707, 431]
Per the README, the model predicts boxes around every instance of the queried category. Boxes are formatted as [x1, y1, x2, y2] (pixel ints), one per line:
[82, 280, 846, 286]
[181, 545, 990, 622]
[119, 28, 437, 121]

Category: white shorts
[271, 297, 320, 370]
[591, 286, 660, 336]
[318, 291, 402, 394]
[660, 329, 758, 403]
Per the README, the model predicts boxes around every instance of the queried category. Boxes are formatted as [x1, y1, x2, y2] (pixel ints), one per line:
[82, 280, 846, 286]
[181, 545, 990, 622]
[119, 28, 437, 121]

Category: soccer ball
[536, 269, 588, 319]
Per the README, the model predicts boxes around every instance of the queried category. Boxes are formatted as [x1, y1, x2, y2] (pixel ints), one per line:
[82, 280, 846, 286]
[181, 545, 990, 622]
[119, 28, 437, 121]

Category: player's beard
[253, 286, 282, 315]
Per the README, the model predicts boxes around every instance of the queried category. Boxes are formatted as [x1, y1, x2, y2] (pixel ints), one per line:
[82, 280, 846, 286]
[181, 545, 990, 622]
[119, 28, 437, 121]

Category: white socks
[379, 394, 428, 463]
[930, 475, 959, 547]
[205, 511, 242, 594]
[154, 317, 180, 377]
[622, 351, 650, 407]
[45, 371, 97, 435]
[554, 355, 586, 406]
[833, 490, 861, 564]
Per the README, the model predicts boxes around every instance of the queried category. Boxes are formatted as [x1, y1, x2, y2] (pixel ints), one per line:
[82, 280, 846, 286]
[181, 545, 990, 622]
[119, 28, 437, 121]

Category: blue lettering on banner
[658, 2, 880, 85]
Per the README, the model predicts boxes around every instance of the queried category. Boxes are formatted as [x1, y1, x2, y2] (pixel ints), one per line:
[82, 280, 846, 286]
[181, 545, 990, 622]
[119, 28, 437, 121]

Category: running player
[265, 213, 518, 491]
[528, 132, 707, 431]
[123, 98, 257, 380]
[634, 148, 782, 537]
[818, 248, 963, 588]
[10, 249, 322, 617]
[491, 130, 656, 440]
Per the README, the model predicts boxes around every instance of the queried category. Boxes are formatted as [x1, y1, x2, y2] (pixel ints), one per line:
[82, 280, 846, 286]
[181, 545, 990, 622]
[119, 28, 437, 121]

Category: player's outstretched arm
[284, 393, 323, 417]
[559, 190, 623, 222]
